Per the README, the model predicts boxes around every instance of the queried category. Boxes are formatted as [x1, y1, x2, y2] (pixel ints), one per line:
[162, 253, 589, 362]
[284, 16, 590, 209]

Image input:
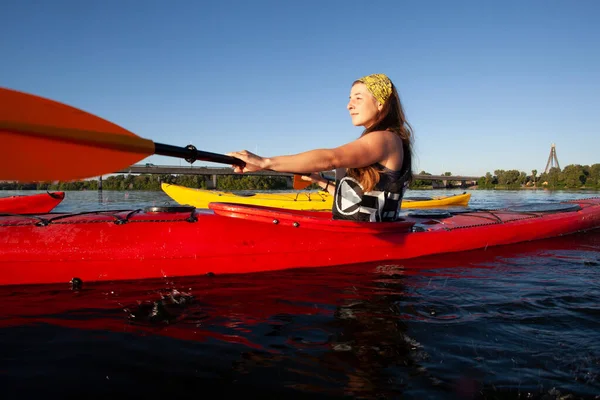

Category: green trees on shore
[0, 174, 289, 191]
[473, 164, 600, 189]
[396, 163, 600, 190]
[1, 163, 599, 191]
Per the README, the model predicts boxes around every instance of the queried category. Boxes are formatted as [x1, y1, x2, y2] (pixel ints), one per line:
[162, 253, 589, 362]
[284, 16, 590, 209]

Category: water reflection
[4, 188, 600, 214]
[2, 189, 600, 398]
[7, 232, 591, 397]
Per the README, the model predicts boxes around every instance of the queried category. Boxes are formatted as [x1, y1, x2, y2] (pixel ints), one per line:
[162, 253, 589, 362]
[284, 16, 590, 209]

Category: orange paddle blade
[0, 87, 155, 182]
[293, 174, 312, 190]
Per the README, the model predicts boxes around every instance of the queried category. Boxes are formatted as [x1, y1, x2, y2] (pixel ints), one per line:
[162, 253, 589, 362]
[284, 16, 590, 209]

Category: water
[1, 189, 600, 399]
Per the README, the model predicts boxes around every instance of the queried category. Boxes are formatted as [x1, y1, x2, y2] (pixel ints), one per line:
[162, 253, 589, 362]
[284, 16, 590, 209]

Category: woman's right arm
[227, 130, 396, 174]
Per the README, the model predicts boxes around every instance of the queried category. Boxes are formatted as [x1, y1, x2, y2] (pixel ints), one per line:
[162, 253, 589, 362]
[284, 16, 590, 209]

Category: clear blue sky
[2, 0, 598, 176]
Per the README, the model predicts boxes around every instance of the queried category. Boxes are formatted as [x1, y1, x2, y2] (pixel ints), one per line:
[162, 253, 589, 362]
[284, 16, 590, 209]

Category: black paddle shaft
[154, 142, 246, 167]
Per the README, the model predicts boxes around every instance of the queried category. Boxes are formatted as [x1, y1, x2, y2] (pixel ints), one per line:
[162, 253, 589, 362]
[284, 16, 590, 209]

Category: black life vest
[331, 162, 411, 222]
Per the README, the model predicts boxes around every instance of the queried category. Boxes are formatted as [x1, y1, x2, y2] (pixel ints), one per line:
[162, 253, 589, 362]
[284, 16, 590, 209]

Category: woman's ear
[377, 102, 384, 111]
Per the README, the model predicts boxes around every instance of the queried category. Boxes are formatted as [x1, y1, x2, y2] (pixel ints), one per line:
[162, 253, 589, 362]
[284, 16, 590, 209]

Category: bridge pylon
[544, 143, 560, 173]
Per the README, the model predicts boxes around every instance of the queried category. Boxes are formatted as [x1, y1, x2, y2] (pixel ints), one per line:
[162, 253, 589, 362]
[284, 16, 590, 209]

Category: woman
[227, 73, 413, 222]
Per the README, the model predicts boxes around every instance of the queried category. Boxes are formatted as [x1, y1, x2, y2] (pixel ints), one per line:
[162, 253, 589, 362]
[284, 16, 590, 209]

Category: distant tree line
[475, 164, 600, 189]
[2, 163, 599, 191]
[407, 164, 600, 190]
[410, 171, 454, 188]
[0, 174, 289, 191]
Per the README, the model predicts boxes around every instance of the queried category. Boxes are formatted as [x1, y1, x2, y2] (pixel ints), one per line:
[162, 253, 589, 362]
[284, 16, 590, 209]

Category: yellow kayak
[161, 183, 471, 211]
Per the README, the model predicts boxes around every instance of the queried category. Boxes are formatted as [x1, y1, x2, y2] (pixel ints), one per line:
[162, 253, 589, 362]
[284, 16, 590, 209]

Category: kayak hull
[161, 183, 471, 210]
[0, 191, 65, 214]
[1, 197, 600, 286]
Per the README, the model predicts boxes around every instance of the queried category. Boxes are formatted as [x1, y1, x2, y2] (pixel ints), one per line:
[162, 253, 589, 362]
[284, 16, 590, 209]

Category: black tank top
[331, 161, 411, 222]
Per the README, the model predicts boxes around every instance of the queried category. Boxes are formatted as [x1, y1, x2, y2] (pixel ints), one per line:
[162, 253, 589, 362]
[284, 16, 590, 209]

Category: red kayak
[0, 191, 65, 214]
[1, 197, 600, 286]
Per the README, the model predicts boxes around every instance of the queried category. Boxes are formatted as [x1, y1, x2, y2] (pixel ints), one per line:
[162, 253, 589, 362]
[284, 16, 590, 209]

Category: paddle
[293, 173, 336, 191]
[293, 174, 313, 190]
[0, 87, 333, 191]
[0, 87, 250, 182]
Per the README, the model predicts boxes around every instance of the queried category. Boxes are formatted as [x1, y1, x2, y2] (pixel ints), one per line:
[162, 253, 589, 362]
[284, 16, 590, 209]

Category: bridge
[110, 165, 480, 189]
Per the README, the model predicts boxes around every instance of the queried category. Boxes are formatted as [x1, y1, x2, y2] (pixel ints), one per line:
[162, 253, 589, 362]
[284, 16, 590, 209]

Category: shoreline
[2, 187, 600, 192]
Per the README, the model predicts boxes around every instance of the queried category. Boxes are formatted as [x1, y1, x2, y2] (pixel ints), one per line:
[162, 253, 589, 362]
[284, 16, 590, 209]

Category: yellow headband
[356, 73, 392, 105]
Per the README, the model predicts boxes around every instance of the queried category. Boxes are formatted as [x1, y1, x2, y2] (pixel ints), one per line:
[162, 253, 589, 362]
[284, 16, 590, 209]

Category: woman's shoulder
[363, 129, 400, 143]
[370, 129, 404, 148]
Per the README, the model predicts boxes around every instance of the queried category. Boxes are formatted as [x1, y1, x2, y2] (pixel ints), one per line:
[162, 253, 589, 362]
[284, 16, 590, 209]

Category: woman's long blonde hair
[347, 81, 414, 192]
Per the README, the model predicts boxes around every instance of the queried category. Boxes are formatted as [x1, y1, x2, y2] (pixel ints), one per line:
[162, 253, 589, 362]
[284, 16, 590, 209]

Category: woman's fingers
[228, 151, 249, 173]
[226, 151, 242, 159]
[301, 173, 321, 182]
[227, 150, 265, 173]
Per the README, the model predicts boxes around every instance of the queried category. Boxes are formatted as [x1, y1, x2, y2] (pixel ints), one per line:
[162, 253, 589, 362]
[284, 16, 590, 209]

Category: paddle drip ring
[185, 144, 197, 164]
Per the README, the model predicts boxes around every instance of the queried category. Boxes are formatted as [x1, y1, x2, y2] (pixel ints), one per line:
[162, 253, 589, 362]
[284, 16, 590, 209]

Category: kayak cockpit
[208, 202, 416, 233]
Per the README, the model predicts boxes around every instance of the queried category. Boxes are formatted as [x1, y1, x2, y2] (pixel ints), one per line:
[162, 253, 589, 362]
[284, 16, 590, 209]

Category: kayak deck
[1, 197, 599, 286]
[0, 191, 65, 214]
[161, 183, 471, 210]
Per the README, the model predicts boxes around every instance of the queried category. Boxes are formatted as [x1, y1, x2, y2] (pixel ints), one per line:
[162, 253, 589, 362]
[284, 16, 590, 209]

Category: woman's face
[347, 83, 383, 128]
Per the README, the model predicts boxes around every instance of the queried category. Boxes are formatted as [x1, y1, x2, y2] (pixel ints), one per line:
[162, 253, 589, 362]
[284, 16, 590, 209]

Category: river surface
[1, 189, 600, 399]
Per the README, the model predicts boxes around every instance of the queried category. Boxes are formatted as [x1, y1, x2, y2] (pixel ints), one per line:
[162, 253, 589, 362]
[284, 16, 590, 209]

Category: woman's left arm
[301, 173, 336, 194]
